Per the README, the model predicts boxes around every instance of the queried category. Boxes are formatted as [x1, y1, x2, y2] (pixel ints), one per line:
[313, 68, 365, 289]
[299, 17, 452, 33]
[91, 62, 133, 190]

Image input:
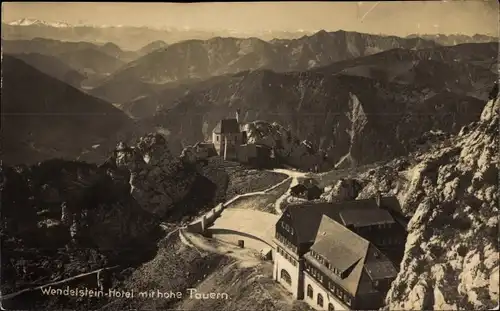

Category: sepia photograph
[0, 1, 498, 310]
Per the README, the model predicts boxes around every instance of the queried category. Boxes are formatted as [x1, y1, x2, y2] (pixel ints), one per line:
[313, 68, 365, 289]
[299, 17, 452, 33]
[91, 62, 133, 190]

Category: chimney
[375, 191, 382, 208]
[236, 108, 240, 123]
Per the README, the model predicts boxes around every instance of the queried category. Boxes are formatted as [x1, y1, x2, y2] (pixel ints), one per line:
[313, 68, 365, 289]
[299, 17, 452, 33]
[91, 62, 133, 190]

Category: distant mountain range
[92, 40, 496, 108]
[7, 18, 72, 28]
[1, 55, 141, 165]
[2, 19, 315, 50]
[90, 30, 439, 103]
[2, 38, 138, 87]
[313, 42, 498, 100]
[407, 33, 498, 46]
[2, 25, 496, 168]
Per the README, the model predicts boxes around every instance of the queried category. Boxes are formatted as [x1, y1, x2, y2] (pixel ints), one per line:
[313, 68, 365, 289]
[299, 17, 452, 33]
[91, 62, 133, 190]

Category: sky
[2, 1, 499, 36]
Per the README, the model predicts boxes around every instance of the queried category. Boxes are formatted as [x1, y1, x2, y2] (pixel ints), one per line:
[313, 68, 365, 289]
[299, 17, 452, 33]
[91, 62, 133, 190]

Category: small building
[290, 178, 323, 200]
[212, 113, 242, 161]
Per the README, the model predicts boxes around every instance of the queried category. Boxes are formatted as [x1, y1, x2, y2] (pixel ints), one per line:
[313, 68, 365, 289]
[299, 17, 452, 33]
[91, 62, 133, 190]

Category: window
[317, 293, 324, 307]
[280, 269, 292, 285]
[345, 296, 352, 306]
[328, 303, 335, 311]
[307, 285, 313, 298]
[335, 287, 341, 297]
[216, 135, 219, 142]
[373, 280, 379, 287]
[328, 282, 334, 291]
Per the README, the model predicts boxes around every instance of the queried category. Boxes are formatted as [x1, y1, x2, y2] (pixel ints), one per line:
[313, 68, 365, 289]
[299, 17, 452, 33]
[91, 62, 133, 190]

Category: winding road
[181, 164, 378, 254]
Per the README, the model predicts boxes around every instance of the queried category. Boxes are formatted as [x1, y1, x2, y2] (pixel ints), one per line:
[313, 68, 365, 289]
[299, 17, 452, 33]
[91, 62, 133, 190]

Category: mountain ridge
[102, 30, 439, 86]
[1, 55, 139, 164]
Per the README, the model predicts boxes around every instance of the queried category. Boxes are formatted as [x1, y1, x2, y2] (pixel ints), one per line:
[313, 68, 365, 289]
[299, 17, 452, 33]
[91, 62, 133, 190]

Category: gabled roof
[307, 216, 398, 297]
[312, 215, 369, 272]
[285, 199, 375, 244]
[364, 259, 398, 280]
[213, 118, 240, 134]
[339, 208, 395, 228]
[308, 216, 370, 295]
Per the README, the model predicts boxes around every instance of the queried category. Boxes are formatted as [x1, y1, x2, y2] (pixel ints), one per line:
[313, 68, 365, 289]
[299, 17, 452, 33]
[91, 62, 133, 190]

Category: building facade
[272, 196, 407, 310]
[212, 118, 242, 160]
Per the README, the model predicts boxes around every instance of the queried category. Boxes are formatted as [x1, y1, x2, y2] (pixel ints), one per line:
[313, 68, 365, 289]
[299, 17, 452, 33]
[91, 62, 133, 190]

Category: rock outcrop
[345, 98, 499, 310]
[243, 120, 327, 171]
[110, 133, 198, 217]
[0, 159, 162, 250]
[321, 178, 363, 202]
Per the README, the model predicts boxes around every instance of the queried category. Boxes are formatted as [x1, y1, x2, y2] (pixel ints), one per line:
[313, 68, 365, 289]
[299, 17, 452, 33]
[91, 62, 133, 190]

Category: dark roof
[213, 118, 240, 134]
[312, 216, 368, 272]
[339, 208, 395, 228]
[380, 196, 406, 217]
[291, 184, 308, 192]
[307, 216, 398, 296]
[308, 216, 369, 295]
[283, 196, 402, 245]
[364, 260, 398, 281]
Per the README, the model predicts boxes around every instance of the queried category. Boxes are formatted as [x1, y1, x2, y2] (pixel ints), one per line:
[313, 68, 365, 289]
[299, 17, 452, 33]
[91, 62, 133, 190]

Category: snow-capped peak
[8, 18, 71, 28]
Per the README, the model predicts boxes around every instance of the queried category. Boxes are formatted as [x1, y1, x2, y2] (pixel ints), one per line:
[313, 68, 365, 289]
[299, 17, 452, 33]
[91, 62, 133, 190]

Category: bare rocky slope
[320, 97, 499, 310]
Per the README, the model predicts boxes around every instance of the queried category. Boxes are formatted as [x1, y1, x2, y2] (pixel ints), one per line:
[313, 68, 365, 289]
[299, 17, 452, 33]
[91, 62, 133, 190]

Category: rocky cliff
[382, 97, 499, 310]
[319, 97, 499, 310]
